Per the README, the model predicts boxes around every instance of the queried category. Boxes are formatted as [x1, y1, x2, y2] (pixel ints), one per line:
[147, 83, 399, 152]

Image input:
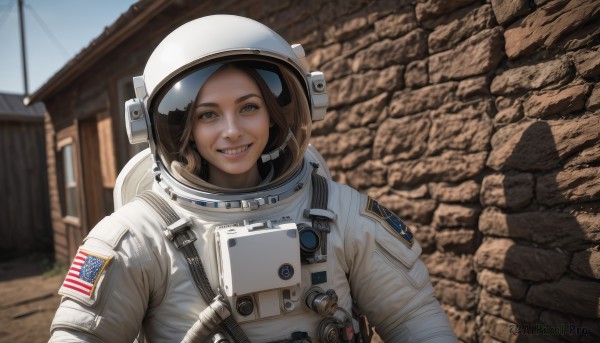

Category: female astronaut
[50, 15, 457, 343]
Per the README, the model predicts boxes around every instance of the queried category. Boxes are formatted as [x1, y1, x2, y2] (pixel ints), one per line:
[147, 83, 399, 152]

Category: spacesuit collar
[170, 161, 274, 190]
[156, 159, 311, 212]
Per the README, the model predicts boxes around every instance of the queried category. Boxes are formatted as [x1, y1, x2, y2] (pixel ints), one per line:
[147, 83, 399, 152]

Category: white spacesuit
[49, 15, 457, 343]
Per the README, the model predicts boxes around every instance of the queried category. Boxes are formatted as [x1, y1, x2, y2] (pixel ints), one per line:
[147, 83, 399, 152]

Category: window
[61, 143, 79, 218]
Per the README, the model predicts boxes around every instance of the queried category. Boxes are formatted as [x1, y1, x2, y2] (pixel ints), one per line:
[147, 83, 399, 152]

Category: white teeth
[221, 145, 249, 155]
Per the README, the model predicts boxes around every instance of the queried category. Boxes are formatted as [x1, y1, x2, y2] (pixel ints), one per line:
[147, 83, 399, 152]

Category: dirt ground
[0, 256, 64, 343]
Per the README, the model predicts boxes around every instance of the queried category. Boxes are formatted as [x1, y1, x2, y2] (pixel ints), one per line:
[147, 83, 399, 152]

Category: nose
[222, 112, 243, 140]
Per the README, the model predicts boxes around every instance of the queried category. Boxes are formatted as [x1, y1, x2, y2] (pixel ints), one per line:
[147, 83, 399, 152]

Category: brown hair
[177, 62, 308, 182]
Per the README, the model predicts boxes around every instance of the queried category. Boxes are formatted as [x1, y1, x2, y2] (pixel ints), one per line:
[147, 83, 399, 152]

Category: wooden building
[0, 93, 51, 259]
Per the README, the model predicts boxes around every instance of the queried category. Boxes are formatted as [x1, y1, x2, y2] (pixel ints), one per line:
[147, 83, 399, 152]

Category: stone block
[432, 203, 480, 229]
[322, 57, 353, 81]
[527, 278, 600, 318]
[423, 251, 475, 282]
[474, 238, 569, 281]
[311, 0, 356, 25]
[478, 335, 503, 343]
[571, 248, 600, 279]
[491, 58, 572, 95]
[409, 223, 436, 253]
[561, 20, 600, 52]
[478, 208, 600, 250]
[480, 172, 534, 210]
[436, 229, 479, 254]
[494, 103, 523, 127]
[404, 59, 428, 89]
[427, 101, 493, 155]
[307, 43, 341, 69]
[442, 304, 477, 342]
[429, 180, 480, 203]
[389, 82, 457, 117]
[524, 84, 589, 119]
[495, 96, 518, 111]
[391, 184, 429, 199]
[587, 85, 600, 111]
[377, 194, 437, 224]
[339, 149, 371, 170]
[340, 32, 378, 57]
[335, 93, 389, 132]
[480, 314, 515, 342]
[429, 28, 504, 83]
[487, 115, 600, 172]
[374, 10, 417, 39]
[429, 5, 496, 53]
[310, 127, 373, 157]
[457, 76, 490, 99]
[565, 144, 600, 167]
[327, 65, 404, 107]
[504, 0, 600, 59]
[537, 166, 600, 206]
[346, 160, 387, 189]
[373, 114, 430, 163]
[352, 29, 427, 72]
[388, 151, 487, 186]
[324, 16, 369, 42]
[269, 0, 314, 29]
[312, 110, 338, 136]
[478, 290, 539, 323]
[574, 48, 600, 78]
[415, 0, 479, 22]
[432, 278, 478, 310]
[490, 0, 530, 25]
[477, 268, 528, 299]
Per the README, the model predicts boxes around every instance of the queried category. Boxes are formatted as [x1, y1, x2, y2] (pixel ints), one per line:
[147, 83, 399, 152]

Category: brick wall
[274, 0, 600, 341]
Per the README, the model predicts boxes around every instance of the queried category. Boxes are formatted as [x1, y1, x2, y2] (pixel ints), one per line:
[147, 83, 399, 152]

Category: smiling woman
[190, 67, 271, 189]
[153, 59, 311, 193]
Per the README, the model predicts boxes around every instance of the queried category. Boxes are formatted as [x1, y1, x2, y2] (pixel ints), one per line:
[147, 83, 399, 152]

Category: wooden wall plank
[0, 120, 52, 259]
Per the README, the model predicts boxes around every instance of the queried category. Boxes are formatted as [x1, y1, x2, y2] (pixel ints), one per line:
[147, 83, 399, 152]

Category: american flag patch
[62, 249, 111, 298]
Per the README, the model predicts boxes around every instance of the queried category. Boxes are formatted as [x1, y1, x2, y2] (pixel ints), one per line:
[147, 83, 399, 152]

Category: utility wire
[25, 2, 70, 59]
[0, 0, 15, 32]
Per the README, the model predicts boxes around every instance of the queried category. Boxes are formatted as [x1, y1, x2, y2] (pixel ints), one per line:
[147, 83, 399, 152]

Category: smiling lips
[218, 144, 252, 155]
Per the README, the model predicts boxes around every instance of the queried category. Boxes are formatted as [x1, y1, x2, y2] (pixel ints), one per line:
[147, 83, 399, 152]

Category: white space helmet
[124, 15, 328, 210]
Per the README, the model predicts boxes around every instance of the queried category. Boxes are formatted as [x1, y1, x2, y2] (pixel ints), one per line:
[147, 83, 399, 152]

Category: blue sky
[0, 0, 138, 95]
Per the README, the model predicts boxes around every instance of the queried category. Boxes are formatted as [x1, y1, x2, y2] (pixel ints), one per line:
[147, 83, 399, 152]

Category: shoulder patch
[60, 248, 112, 300]
[362, 197, 414, 248]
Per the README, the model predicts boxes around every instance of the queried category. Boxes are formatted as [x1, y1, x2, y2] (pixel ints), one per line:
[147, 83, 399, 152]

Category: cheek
[192, 125, 214, 151]
[252, 112, 271, 137]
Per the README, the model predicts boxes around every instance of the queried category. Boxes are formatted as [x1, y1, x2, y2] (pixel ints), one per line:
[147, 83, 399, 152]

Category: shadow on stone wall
[477, 120, 600, 342]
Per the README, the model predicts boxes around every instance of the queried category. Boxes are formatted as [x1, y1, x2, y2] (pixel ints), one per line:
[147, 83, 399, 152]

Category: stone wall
[275, 0, 600, 341]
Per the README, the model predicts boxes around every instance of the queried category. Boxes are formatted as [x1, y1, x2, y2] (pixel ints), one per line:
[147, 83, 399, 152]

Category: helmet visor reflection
[148, 59, 311, 192]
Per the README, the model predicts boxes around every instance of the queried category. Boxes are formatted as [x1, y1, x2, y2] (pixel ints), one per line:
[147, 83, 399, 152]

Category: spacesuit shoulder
[327, 182, 422, 265]
[56, 200, 161, 306]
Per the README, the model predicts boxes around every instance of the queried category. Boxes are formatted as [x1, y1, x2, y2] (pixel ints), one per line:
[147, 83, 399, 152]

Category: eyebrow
[195, 93, 263, 108]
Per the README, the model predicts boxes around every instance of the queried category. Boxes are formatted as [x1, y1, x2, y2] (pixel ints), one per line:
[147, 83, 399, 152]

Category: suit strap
[136, 191, 250, 343]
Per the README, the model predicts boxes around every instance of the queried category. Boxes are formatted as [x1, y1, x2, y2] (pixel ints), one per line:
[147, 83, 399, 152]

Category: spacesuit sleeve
[49, 213, 155, 342]
[344, 193, 457, 342]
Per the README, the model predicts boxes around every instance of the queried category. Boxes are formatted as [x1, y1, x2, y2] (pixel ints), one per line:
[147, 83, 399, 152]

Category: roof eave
[25, 0, 171, 105]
